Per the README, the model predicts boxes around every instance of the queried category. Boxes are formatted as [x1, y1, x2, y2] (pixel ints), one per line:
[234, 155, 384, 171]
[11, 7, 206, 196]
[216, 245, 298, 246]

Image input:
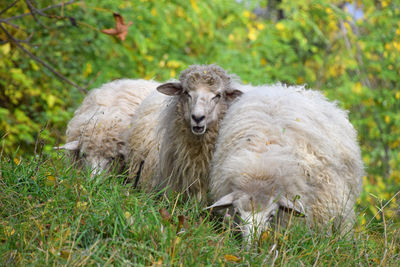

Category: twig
[312, 250, 320, 267]
[379, 201, 388, 267]
[24, 0, 47, 29]
[0, 20, 21, 30]
[0, 23, 87, 93]
[366, 190, 400, 227]
[4, 0, 78, 22]
[0, 0, 20, 16]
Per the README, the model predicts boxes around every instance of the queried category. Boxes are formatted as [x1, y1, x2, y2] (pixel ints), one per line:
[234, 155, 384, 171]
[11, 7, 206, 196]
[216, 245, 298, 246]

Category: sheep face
[208, 192, 305, 243]
[56, 140, 126, 176]
[182, 84, 224, 135]
[157, 65, 242, 135]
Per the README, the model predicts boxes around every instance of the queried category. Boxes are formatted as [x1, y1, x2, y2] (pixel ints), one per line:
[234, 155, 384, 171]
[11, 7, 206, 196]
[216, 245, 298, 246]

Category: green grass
[1, 155, 399, 266]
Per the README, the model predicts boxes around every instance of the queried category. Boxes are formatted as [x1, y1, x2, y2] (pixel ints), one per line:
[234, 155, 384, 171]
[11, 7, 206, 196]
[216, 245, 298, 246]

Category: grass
[0, 154, 399, 266]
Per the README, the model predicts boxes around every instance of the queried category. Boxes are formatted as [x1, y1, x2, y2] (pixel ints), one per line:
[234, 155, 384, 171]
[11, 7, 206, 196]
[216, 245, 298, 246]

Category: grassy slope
[0, 155, 399, 266]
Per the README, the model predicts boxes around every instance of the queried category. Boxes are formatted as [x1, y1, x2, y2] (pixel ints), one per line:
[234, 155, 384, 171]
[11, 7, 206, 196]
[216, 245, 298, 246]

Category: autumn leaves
[101, 13, 132, 41]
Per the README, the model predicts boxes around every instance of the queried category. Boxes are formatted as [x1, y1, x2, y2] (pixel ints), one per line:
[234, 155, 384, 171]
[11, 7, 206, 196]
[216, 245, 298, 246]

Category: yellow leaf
[124, 211, 131, 219]
[384, 115, 390, 124]
[176, 7, 185, 18]
[248, 27, 257, 41]
[13, 157, 21, 165]
[46, 175, 57, 186]
[4, 226, 15, 237]
[343, 22, 352, 32]
[150, 8, 157, 16]
[326, 7, 333, 14]
[170, 69, 176, 78]
[0, 43, 10, 55]
[144, 55, 154, 62]
[30, 60, 40, 71]
[296, 77, 304, 84]
[260, 58, 267, 66]
[47, 175, 56, 182]
[262, 231, 269, 241]
[190, 0, 199, 13]
[83, 62, 92, 77]
[77, 201, 87, 209]
[256, 22, 265, 30]
[243, 10, 251, 18]
[224, 254, 241, 263]
[60, 250, 71, 259]
[352, 82, 362, 94]
[46, 95, 57, 108]
[395, 91, 400, 99]
[276, 22, 285, 31]
[166, 60, 181, 68]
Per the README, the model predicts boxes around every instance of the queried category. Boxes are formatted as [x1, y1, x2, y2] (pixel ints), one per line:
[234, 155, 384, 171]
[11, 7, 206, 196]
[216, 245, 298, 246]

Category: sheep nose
[192, 114, 205, 123]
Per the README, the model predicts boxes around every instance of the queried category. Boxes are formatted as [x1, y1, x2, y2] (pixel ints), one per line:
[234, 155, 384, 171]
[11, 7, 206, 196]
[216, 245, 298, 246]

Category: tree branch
[25, 0, 48, 29]
[0, 0, 20, 16]
[4, 0, 78, 22]
[0, 23, 87, 94]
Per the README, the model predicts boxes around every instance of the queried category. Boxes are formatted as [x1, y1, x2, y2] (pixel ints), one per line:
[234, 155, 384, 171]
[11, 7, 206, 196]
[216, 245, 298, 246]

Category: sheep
[152, 64, 244, 200]
[125, 90, 168, 188]
[208, 84, 364, 242]
[56, 79, 159, 175]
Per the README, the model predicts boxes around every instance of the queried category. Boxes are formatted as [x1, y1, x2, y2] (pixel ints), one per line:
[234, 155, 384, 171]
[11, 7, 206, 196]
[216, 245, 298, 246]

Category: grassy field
[1, 154, 399, 266]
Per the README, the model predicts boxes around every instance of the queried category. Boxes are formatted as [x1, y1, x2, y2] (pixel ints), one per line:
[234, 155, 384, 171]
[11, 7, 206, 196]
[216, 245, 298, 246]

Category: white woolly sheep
[153, 64, 244, 200]
[57, 79, 158, 175]
[208, 84, 364, 242]
[126, 90, 168, 188]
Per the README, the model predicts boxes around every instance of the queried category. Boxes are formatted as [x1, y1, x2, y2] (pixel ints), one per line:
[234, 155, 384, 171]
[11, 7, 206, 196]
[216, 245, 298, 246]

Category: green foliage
[0, 0, 399, 224]
[1, 157, 399, 265]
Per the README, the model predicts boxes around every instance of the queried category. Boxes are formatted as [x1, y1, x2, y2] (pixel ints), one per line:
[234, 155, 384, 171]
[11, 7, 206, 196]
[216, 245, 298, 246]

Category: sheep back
[210, 84, 364, 232]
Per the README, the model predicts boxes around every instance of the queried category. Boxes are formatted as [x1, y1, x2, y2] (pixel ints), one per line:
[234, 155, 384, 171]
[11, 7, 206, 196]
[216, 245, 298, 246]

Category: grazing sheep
[57, 79, 158, 175]
[208, 84, 364, 242]
[126, 90, 168, 188]
[153, 64, 244, 200]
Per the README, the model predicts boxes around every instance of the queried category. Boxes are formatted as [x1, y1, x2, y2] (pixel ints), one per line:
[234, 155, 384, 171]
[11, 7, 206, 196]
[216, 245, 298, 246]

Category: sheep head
[208, 191, 305, 244]
[157, 64, 243, 135]
[55, 132, 127, 176]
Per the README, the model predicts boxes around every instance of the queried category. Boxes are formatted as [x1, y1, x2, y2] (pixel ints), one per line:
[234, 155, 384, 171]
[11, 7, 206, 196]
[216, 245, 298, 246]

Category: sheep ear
[206, 192, 235, 210]
[278, 196, 306, 217]
[225, 89, 243, 102]
[54, 140, 79, 151]
[157, 82, 183, 96]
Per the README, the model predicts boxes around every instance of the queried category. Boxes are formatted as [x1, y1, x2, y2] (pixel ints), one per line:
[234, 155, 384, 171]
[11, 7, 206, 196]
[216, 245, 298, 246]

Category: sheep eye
[213, 94, 221, 101]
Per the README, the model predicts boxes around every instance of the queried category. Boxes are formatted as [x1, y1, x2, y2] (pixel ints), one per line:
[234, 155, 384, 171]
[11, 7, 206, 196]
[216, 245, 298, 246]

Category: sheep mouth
[192, 126, 206, 135]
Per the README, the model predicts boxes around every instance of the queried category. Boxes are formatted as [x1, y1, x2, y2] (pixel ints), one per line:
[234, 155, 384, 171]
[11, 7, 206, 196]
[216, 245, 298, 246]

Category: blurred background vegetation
[0, 0, 399, 223]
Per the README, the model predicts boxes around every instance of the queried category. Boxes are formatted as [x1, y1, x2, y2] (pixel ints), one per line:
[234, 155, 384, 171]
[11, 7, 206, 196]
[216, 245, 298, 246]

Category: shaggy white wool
[209, 84, 364, 240]
[126, 90, 167, 188]
[154, 65, 245, 200]
[63, 79, 158, 174]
